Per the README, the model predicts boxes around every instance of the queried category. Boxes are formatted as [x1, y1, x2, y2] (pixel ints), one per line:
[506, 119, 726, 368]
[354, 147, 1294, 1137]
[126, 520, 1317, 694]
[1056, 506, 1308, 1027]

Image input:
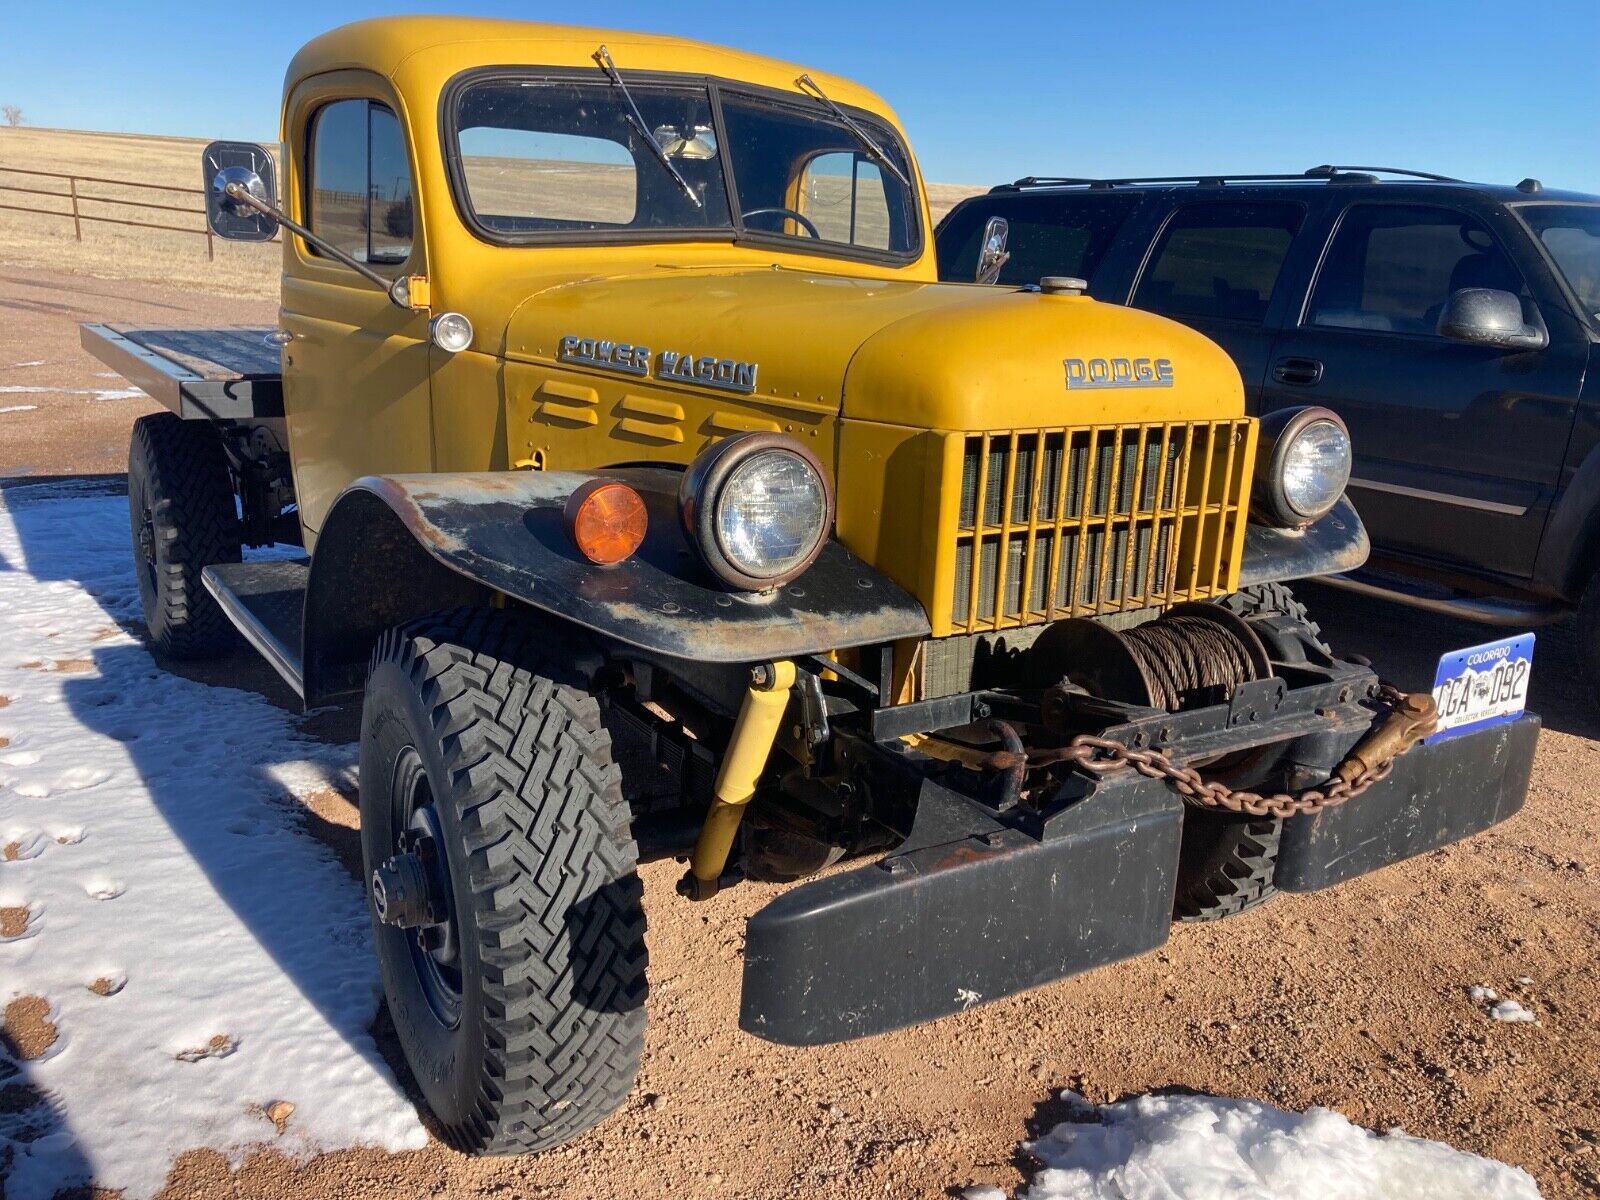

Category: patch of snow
[10, 360, 47, 368]
[1488, 999, 1536, 1024]
[0, 384, 147, 402]
[986, 1091, 1541, 1200]
[0, 487, 426, 1200]
[0, 405, 39, 414]
[961, 1187, 1007, 1200]
[1514, 976, 1532, 986]
[1468, 985, 1499, 1003]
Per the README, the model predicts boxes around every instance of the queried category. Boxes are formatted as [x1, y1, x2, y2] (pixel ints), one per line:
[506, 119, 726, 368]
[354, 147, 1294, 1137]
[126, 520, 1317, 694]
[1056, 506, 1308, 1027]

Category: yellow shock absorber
[681, 659, 796, 900]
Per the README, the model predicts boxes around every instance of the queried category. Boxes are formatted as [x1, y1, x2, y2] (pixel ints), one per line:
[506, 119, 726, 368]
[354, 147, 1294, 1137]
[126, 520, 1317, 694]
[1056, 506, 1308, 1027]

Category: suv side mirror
[1436, 288, 1548, 351]
[203, 141, 279, 242]
[975, 216, 1010, 285]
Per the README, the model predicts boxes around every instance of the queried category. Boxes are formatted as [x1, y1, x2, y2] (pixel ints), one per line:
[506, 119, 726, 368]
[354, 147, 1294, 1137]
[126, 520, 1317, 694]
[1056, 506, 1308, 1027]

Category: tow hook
[372, 832, 448, 929]
[1333, 690, 1438, 788]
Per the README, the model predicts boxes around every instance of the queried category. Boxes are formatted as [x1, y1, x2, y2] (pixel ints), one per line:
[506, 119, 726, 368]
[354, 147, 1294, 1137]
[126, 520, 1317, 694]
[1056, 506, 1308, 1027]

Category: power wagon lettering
[1064, 356, 1175, 390]
[558, 333, 759, 394]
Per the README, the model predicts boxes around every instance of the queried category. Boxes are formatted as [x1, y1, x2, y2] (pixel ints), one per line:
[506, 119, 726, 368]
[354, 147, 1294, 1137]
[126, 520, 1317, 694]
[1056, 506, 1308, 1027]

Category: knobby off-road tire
[360, 608, 647, 1155]
[1173, 583, 1324, 922]
[127, 413, 241, 659]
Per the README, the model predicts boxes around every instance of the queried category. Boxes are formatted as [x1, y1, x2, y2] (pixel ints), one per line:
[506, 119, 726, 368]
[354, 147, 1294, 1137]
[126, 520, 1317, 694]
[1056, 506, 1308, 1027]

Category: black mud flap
[739, 779, 1183, 1046]
[1275, 712, 1539, 892]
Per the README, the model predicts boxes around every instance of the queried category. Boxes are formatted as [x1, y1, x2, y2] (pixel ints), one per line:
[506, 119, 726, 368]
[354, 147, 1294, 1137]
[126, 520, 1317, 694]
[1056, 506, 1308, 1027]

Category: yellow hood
[502, 266, 1244, 434]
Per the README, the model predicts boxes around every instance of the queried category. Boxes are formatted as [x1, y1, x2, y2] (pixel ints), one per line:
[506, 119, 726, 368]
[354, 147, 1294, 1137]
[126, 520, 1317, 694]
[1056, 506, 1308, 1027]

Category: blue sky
[3, 1, 1595, 190]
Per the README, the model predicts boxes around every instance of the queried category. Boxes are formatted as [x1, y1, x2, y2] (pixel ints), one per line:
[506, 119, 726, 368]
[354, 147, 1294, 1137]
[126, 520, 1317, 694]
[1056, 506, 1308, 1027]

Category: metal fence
[0, 165, 280, 259]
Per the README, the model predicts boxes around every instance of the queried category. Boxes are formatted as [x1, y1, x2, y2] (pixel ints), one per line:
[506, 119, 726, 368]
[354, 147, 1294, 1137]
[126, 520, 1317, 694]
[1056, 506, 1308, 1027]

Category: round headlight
[680, 433, 833, 590]
[1254, 407, 1352, 527]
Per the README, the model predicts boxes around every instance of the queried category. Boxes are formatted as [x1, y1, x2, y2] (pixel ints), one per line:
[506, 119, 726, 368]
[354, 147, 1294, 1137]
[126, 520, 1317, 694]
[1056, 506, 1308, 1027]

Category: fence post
[69, 175, 82, 241]
[205, 225, 214, 261]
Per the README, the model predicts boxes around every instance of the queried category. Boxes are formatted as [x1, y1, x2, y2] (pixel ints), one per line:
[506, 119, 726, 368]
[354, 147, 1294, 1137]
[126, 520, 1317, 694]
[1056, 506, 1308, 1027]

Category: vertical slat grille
[950, 420, 1252, 631]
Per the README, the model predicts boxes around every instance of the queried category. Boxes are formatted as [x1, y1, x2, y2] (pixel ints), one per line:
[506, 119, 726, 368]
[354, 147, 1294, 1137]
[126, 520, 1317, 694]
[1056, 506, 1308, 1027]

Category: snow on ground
[961, 1091, 1542, 1200]
[0, 385, 147, 402]
[0, 484, 426, 1199]
[0, 407, 39, 415]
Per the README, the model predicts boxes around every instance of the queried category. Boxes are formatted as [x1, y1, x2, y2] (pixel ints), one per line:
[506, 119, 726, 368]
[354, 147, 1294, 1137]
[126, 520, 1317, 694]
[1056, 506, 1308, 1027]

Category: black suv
[938, 168, 1600, 692]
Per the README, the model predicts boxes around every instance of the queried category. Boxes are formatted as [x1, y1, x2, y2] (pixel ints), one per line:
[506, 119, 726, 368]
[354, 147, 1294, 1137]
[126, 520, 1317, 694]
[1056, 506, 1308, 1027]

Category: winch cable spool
[1116, 610, 1262, 711]
[1029, 602, 1272, 714]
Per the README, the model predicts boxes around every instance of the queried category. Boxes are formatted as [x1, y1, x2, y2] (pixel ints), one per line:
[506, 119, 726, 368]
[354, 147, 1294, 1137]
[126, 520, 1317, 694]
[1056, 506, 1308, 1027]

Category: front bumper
[740, 709, 1539, 1047]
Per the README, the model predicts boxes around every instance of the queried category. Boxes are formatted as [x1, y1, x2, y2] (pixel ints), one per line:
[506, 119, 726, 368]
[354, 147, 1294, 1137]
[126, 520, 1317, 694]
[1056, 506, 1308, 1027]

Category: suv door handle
[1273, 356, 1324, 386]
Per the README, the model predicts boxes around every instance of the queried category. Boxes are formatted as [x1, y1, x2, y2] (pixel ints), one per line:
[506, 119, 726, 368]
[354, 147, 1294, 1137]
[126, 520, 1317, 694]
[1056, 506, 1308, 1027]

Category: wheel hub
[383, 748, 463, 1027]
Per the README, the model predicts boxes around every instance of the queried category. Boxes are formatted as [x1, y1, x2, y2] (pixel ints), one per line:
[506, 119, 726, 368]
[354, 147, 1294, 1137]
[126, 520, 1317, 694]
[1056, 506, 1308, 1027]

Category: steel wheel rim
[390, 746, 464, 1029]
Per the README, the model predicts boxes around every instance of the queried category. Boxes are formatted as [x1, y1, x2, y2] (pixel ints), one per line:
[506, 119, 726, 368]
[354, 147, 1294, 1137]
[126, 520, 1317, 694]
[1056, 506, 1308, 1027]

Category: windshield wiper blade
[795, 74, 911, 189]
[593, 45, 703, 209]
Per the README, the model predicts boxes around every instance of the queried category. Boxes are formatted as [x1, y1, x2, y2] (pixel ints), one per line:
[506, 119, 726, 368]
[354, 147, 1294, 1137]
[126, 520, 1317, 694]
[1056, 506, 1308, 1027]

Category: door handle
[1273, 356, 1324, 386]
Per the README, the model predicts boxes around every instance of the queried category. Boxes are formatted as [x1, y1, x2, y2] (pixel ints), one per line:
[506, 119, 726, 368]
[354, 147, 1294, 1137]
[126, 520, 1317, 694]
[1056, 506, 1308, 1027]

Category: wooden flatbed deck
[79, 324, 284, 420]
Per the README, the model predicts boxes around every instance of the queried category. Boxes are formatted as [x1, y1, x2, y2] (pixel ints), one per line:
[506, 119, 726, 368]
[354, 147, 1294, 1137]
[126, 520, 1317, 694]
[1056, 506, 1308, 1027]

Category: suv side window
[1133, 202, 1304, 324]
[308, 98, 414, 265]
[1307, 204, 1526, 336]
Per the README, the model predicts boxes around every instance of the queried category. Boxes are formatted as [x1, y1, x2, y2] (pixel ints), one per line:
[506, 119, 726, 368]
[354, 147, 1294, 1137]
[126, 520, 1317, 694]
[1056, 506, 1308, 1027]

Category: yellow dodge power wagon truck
[82, 16, 1539, 1156]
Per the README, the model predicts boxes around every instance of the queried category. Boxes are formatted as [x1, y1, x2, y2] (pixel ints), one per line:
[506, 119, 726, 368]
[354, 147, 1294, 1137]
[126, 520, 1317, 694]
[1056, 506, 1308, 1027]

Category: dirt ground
[1, 264, 1595, 1199]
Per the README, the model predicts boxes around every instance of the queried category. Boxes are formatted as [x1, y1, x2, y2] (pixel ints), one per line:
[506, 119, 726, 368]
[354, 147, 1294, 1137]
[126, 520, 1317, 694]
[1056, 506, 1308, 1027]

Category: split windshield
[449, 73, 920, 258]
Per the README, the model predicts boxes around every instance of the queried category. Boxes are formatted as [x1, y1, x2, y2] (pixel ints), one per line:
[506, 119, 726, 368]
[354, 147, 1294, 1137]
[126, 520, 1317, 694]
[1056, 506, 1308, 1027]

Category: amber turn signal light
[565, 479, 648, 565]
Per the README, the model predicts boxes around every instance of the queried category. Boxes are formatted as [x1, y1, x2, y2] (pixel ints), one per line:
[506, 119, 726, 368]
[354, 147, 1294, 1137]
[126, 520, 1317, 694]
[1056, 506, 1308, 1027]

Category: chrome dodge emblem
[1064, 357, 1174, 390]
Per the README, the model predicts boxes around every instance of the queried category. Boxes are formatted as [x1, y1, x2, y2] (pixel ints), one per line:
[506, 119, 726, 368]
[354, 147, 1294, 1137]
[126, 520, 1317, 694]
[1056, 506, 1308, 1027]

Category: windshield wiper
[795, 74, 911, 189]
[593, 45, 703, 209]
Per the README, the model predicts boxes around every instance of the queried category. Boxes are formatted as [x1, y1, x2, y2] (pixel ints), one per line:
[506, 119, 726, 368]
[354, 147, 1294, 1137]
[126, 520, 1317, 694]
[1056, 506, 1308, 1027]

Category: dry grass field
[2, 127, 983, 298]
[0, 127, 283, 297]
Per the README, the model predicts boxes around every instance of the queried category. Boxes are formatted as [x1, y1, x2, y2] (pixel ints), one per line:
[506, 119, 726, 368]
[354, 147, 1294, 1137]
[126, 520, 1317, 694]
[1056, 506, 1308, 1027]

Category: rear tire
[127, 413, 241, 659]
[360, 608, 647, 1155]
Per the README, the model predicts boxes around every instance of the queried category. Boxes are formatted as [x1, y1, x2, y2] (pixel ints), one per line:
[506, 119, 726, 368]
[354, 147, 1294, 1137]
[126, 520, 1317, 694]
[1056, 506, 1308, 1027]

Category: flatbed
[79, 324, 282, 420]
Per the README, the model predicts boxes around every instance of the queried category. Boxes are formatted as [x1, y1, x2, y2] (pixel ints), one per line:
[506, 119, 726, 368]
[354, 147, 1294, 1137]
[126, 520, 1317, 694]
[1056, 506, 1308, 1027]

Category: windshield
[449, 73, 921, 259]
[1516, 203, 1600, 322]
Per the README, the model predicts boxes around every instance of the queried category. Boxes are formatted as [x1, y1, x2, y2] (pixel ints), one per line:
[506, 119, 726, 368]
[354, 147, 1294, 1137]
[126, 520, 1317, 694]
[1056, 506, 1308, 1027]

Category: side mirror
[203, 141, 279, 242]
[975, 215, 1010, 285]
[1436, 288, 1548, 351]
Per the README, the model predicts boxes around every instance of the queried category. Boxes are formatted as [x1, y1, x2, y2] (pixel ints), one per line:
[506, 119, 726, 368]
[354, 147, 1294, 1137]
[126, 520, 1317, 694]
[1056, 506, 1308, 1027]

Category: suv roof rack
[998, 165, 1461, 191]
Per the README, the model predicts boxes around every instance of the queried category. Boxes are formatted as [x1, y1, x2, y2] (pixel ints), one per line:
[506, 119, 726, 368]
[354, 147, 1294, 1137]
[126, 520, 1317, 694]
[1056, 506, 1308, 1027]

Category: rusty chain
[1023, 684, 1439, 820]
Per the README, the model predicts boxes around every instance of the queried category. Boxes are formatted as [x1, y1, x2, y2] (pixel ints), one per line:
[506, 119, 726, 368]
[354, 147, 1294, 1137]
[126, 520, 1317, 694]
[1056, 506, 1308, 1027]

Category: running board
[1319, 569, 1566, 627]
[202, 560, 309, 697]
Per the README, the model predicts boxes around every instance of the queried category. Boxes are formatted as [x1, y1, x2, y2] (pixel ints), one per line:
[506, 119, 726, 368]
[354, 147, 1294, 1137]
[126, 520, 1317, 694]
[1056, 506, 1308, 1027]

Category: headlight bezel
[679, 432, 834, 590]
[1253, 406, 1352, 528]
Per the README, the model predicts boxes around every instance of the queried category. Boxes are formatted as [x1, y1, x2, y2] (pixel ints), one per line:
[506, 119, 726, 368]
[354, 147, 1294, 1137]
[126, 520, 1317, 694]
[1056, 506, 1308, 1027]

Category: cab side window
[308, 98, 414, 266]
[1134, 202, 1304, 324]
[1307, 204, 1526, 336]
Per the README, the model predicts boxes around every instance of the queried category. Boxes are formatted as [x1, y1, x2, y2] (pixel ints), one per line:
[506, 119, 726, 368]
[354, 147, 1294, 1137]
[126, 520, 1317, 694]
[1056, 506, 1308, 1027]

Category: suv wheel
[360, 608, 647, 1154]
[127, 414, 242, 658]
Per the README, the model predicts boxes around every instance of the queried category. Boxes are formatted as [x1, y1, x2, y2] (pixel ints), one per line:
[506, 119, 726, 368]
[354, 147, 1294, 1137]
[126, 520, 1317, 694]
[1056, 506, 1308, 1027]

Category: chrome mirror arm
[221, 181, 416, 308]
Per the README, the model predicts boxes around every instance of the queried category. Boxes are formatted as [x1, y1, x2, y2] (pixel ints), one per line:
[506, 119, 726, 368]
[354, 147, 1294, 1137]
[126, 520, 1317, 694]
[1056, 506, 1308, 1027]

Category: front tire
[1171, 582, 1324, 922]
[127, 414, 241, 658]
[360, 608, 647, 1155]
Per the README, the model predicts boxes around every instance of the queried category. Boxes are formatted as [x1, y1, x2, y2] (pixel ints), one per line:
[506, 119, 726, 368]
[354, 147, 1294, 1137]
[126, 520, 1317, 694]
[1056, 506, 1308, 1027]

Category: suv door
[1260, 201, 1587, 579]
[1128, 200, 1308, 401]
[281, 87, 433, 545]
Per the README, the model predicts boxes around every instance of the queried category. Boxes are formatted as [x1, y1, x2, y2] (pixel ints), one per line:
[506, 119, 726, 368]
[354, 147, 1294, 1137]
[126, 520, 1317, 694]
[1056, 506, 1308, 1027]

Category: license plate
[1428, 633, 1534, 743]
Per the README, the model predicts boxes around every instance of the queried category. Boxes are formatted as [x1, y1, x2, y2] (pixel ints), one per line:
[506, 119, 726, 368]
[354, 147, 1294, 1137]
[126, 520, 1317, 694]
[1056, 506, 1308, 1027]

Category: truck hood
[503, 267, 1243, 431]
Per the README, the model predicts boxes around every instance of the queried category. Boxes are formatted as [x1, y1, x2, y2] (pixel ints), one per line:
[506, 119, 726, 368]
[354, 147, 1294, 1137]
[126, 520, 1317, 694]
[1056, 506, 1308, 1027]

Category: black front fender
[303, 468, 930, 702]
[1236, 496, 1370, 590]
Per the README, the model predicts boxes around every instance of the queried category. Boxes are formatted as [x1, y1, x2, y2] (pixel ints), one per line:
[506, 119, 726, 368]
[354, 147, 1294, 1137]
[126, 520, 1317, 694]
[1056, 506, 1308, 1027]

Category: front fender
[1236, 496, 1370, 590]
[306, 469, 929, 698]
